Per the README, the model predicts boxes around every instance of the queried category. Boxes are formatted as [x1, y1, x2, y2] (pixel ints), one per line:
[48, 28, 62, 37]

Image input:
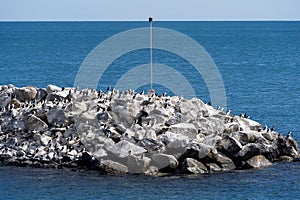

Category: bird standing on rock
[286, 131, 291, 139]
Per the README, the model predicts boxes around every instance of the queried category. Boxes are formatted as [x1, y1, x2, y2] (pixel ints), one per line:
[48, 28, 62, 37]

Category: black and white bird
[286, 131, 291, 139]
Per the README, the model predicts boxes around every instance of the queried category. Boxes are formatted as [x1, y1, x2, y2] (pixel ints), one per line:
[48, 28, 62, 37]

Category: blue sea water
[0, 21, 299, 199]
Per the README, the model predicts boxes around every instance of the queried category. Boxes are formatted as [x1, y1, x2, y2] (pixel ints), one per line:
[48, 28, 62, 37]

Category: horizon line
[1, 19, 300, 22]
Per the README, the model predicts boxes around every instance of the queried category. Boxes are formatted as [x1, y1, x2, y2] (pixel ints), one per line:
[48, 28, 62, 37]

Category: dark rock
[188, 142, 218, 160]
[14, 86, 37, 102]
[26, 115, 48, 132]
[236, 143, 263, 161]
[35, 88, 47, 102]
[216, 153, 236, 171]
[220, 135, 242, 154]
[279, 156, 294, 162]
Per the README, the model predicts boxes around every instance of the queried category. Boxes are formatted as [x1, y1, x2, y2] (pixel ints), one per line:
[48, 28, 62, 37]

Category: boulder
[166, 112, 188, 126]
[236, 143, 263, 161]
[282, 146, 298, 158]
[127, 155, 151, 174]
[107, 140, 147, 158]
[262, 131, 278, 141]
[151, 153, 178, 170]
[26, 115, 48, 132]
[47, 90, 70, 101]
[188, 142, 217, 159]
[161, 131, 189, 149]
[93, 149, 108, 160]
[14, 86, 37, 102]
[216, 153, 236, 171]
[0, 93, 11, 108]
[232, 131, 251, 145]
[220, 135, 242, 154]
[203, 134, 222, 148]
[183, 158, 208, 174]
[207, 163, 222, 173]
[168, 123, 197, 139]
[100, 160, 128, 175]
[46, 107, 67, 127]
[46, 85, 62, 93]
[110, 108, 135, 129]
[279, 156, 294, 162]
[71, 101, 87, 114]
[286, 137, 299, 152]
[224, 123, 239, 134]
[245, 155, 272, 168]
[35, 88, 47, 102]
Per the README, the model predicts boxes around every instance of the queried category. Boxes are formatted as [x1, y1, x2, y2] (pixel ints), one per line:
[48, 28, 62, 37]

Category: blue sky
[1, 0, 300, 21]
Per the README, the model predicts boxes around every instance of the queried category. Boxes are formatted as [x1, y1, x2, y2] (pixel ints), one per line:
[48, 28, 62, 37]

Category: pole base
[148, 89, 155, 96]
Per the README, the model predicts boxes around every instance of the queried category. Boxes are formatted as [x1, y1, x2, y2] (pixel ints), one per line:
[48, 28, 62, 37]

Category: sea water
[0, 21, 299, 199]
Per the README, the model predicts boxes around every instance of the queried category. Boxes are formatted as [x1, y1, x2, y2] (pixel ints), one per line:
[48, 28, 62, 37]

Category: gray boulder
[216, 153, 236, 171]
[0, 93, 11, 108]
[188, 142, 217, 159]
[100, 160, 128, 175]
[151, 153, 178, 170]
[127, 155, 151, 174]
[46, 107, 67, 127]
[203, 134, 222, 148]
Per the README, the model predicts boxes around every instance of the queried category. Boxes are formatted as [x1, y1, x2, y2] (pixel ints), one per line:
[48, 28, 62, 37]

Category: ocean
[0, 21, 299, 199]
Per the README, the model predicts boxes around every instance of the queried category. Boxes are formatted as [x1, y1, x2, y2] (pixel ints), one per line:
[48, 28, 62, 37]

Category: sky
[0, 0, 300, 21]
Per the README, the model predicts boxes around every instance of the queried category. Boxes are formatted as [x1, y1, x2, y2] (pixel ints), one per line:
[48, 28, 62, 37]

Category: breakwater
[0, 84, 298, 175]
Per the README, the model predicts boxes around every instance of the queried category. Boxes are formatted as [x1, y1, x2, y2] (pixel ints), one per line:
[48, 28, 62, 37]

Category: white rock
[168, 123, 197, 139]
[107, 140, 147, 158]
[161, 131, 189, 149]
[151, 153, 178, 169]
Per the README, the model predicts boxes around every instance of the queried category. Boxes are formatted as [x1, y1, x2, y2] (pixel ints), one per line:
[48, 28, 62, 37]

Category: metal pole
[149, 16, 153, 90]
